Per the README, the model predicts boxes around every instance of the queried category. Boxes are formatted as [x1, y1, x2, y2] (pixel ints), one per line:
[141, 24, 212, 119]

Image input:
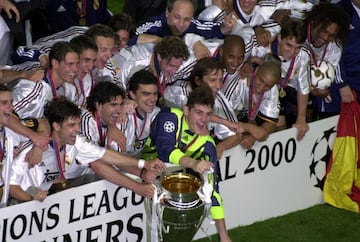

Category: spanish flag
[324, 92, 360, 212]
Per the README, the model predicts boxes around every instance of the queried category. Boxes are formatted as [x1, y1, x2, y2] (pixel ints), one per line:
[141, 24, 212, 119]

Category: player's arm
[9, 185, 33, 202]
[293, 92, 309, 141]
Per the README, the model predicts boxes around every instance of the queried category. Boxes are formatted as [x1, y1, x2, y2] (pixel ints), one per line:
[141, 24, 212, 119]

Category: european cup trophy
[146, 169, 214, 242]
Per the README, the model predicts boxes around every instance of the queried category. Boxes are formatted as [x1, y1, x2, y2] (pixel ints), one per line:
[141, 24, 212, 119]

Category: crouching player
[142, 87, 231, 242]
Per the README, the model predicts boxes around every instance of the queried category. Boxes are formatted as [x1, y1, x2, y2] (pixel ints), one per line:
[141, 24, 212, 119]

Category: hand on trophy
[192, 159, 214, 174]
[143, 158, 167, 183]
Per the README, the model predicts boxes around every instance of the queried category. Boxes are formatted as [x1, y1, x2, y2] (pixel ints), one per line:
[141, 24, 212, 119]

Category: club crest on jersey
[164, 121, 175, 133]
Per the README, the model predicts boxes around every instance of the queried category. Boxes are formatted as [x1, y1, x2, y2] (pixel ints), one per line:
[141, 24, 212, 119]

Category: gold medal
[314, 69, 321, 77]
[79, 17, 86, 26]
[279, 88, 286, 98]
[133, 140, 140, 149]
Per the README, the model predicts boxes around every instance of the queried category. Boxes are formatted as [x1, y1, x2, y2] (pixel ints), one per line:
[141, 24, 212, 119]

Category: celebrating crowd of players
[0, 0, 356, 241]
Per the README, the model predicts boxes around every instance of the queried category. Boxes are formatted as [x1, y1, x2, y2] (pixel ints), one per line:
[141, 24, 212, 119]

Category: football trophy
[146, 169, 214, 242]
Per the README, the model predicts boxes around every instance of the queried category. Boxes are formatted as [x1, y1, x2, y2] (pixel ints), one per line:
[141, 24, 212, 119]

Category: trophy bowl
[157, 172, 207, 242]
[161, 172, 203, 203]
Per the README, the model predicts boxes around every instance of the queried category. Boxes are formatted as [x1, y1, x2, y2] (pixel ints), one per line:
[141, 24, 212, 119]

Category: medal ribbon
[280, 56, 296, 89]
[47, 70, 58, 98]
[0, 128, 6, 163]
[248, 72, 264, 120]
[307, 23, 328, 67]
[133, 110, 147, 141]
[95, 112, 107, 147]
[157, 76, 166, 97]
[79, 0, 86, 17]
[154, 55, 166, 96]
[52, 140, 66, 179]
[77, 79, 86, 107]
[177, 115, 199, 152]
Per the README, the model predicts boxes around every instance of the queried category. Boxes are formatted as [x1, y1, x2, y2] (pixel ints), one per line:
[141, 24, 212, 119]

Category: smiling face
[196, 68, 223, 98]
[96, 96, 123, 126]
[52, 52, 79, 85]
[157, 55, 184, 78]
[310, 22, 340, 48]
[220, 44, 245, 74]
[183, 104, 212, 136]
[77, 48, 97, 80]
[166, 0, 194, 36]
[252, 68, 278, 95]
[129, 84, 158, 117]
[238, 0, 257, 15]
[277, 36, 303, 61]
[95, 36, 115, 69]
[0, 91, 13, 127]
[54, 116, 81, 146]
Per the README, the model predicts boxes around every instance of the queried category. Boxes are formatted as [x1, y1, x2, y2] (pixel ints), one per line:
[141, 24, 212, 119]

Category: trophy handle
[150, 183, 170, 242]
[197, 168, 214, 204]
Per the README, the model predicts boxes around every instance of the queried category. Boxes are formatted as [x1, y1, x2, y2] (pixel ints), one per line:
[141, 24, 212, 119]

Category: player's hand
[221, 12, 236, 34]
[30, 133, 51, 151]
[33, 189, 48, 202]
[107, 125, 126, 151]
[254, 27, 271, 47]
[2, 0, 20, 23]
[239, 134, 256, 149]
[193, 160, 213, 174]
[134, 183, 155, 198]
[239, 62, 252, 79]
[270, 9, 291, 26]
[25, 145, 44, 168]
[292, 120, 309, 141]
[310, 86, 329, 98]
[193, 41, 211, 59]
[145, 158, 167, 173]
[339, 85, 355, 103]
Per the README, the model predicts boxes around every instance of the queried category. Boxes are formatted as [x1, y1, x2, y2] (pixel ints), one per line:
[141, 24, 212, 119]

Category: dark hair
[48, 41, 77, 68]
[304, 3, 350, 45]
[107, 13, 136, 39]
[154, 36, 190, 60]
[280, 19, 306, 44]
[167, 0, 197, 14]
[85, 24, 116, 40]
[86, 81, 125, 113]
[70, 34, 98, 54]
[0, 84, 11, 93]
[188, 57, 223, 88]
[128, 69, 157, 93]
[186, 85, 214, 110]
[44, 97, 81, 129]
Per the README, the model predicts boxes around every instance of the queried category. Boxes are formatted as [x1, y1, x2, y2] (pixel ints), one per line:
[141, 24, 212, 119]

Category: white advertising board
[0, 116, 339, 241]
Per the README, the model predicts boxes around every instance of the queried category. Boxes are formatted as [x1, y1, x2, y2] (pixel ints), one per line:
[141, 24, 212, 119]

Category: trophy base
[161, 200, 205, 242]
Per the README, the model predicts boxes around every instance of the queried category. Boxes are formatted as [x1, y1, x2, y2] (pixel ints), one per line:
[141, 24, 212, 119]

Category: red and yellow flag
[324, 92, 360, 213]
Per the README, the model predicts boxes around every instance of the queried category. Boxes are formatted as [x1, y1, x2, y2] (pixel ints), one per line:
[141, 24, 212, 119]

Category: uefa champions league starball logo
[309, 126, 337, 190]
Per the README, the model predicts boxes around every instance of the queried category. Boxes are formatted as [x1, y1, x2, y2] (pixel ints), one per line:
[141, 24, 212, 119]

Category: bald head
[223, 35, 245, 52]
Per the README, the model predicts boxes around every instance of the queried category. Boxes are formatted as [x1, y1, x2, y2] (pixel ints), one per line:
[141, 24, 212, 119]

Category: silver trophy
[146, 170, 214, 242]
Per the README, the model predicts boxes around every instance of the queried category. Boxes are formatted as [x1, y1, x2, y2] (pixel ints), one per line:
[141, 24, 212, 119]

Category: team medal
[279, 88, 286, 98]
[314, 69, 321, 77]
[79, 17, 86, 25]
[61, 180, 67, 189]
[133, 140, 140, 149]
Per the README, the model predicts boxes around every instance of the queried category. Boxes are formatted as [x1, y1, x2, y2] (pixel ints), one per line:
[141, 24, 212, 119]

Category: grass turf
[194, 204, 360, 242]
